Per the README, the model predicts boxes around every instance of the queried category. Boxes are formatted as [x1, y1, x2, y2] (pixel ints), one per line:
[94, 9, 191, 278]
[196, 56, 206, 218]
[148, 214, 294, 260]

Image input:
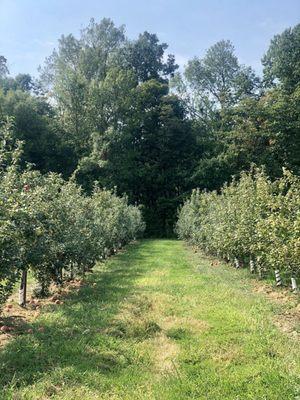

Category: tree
[262, 23, 300, 92]
[0, 125, 145, 307]
[76, 80, 197, 236]
[170, 40, 261, 192]
[40, 18, 127, 158]
[0, 89, 76, 176]
[123, 31, 178, 82]
[0, 56, 9, 78]
[40, 19, 180, 160]
[0, 73, 43, 95]
[173, 40, 260, 116]
[39, 19, 187, 235]
[33, 20, 300, 236]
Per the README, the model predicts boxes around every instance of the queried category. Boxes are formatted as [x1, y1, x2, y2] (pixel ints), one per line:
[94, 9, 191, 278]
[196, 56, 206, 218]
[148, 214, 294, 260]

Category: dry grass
[152, 333, 179, 375]
[161, 315, 210, 333]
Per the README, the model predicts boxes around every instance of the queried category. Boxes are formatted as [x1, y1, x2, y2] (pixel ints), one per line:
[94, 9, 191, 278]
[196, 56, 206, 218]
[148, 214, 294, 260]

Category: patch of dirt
[252, 281, 297, 304]
[0, 297, 44, 347]
[0, 278, 87, 347]
[252, 281, 299, 339]
[210, 260, 221, 267]
[272, 304, 300, 339]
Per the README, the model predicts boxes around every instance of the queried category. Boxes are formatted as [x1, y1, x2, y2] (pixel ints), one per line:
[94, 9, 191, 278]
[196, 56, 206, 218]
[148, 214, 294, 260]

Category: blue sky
[0, 0, 299, 77]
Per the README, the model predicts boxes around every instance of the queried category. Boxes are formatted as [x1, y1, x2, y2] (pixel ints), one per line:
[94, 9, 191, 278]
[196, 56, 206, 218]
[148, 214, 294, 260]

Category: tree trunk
[19, 270, 27, 307]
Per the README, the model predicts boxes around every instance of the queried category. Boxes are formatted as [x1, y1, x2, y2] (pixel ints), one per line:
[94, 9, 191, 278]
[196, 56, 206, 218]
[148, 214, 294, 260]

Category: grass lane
[0, 239, 299, 399]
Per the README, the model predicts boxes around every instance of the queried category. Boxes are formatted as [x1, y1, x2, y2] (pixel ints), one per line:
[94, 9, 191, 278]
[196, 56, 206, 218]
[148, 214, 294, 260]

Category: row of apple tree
[0, 119, 145, 308]
[176, 168, 300, 286]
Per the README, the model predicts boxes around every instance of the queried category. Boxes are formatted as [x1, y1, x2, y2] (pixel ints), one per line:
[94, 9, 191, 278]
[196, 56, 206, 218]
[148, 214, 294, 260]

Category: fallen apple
[0, 325, 10, 332]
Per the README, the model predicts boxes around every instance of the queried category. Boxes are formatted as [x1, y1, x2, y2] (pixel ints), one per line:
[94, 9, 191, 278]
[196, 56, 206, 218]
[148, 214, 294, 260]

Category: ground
[0, 239, 299, 399]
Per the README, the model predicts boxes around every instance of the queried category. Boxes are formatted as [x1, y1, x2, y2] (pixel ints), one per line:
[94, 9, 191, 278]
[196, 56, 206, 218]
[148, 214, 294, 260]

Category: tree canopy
[1, 20, 299, 235]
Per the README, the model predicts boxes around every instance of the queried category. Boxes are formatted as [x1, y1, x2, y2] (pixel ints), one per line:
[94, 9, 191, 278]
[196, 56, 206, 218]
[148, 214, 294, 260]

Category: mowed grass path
[0, 240, 299, 399]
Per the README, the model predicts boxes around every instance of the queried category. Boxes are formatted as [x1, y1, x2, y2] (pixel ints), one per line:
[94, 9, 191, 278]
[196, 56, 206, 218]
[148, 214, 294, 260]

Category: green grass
[0, 239, 299, 399]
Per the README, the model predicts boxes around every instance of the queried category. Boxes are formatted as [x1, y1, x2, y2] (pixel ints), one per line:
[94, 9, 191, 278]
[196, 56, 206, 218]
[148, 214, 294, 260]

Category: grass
[0, 239, 299, 399]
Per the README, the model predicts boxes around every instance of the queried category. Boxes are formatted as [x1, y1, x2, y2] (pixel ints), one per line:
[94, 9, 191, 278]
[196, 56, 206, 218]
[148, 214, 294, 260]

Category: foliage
[172, 40, 260, 115]
[262, 23, 300, 91]
[0, 55, 9, 78]
[192, 84, 300, 188]
[124, 31, 178, 82]
[38, 19, 186, 235]
[76, 79, 197, 236]
[0, 20, 299, 238]
[176, 168, 300, 280]
[0, 87, 77, 176]
[173, 25, 300, 194]
[0, 121, 144, 308]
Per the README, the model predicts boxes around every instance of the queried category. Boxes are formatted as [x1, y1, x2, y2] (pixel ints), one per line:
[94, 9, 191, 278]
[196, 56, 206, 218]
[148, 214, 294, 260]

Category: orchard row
[176, 168, 300, 286]
[0, 119, 145, 308]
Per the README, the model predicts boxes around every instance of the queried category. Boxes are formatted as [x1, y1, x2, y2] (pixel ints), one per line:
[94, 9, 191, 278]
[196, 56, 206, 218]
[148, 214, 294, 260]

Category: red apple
[0, 325, 10, 332]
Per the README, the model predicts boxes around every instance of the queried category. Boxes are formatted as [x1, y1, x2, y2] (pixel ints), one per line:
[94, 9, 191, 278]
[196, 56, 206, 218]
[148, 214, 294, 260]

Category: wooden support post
[275, 270, 282, 286]
[291, 278, 298, 293]
[19, 270, 27, 307]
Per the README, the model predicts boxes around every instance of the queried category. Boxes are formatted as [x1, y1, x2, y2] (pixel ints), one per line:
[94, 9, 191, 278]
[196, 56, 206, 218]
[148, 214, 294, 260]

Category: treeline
[0, 20, 299, 235]
[176, 168, 300, 282]
[0, 119, 144, 308]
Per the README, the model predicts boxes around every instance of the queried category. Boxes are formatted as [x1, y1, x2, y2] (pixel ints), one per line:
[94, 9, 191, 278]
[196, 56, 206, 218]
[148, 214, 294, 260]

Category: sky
[0, 0, 299, 77]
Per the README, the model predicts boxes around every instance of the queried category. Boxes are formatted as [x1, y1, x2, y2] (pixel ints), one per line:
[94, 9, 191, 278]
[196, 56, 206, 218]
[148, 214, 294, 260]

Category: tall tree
[0, 88, 76, 176]
[190, 26, 300, 190]
[40, 18, 126, 158]
[173, 40, 260, 117]
[262, 23, 300, 92]
[76, 80, 197, 235]
[0, 56, 9, 78]
[123, 31, 178, 82]
[0, 73, 42, 94]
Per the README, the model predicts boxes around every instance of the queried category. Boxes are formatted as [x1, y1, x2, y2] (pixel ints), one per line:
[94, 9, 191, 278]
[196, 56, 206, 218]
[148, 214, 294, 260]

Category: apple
[0, 325, 10, 332]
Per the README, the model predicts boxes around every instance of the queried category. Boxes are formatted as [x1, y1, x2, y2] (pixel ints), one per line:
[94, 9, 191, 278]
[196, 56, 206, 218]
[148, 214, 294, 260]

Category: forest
[1, 19, 299, 236]
[0, 16, 299, 400]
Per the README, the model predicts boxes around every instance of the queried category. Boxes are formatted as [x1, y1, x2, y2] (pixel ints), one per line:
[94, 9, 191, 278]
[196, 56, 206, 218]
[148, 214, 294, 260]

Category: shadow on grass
[0, 240, 164, 392]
